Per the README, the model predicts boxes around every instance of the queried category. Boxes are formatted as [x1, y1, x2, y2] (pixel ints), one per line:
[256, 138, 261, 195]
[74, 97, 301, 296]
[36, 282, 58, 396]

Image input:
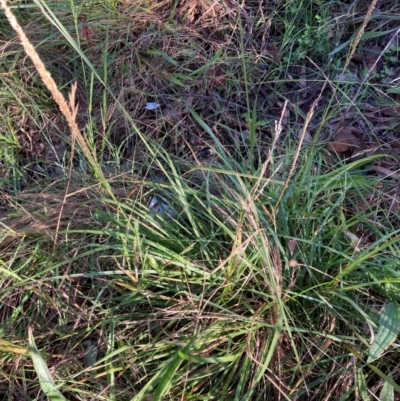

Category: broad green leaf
[357, 368, 370, 401]
[369, 271, 400, 302]
[28, 327, 67, 401]
[83, 340, 98, 369]
[367, 303, 400, 363]
[379, 379, 394, 401]
[381, 281, 400, 302]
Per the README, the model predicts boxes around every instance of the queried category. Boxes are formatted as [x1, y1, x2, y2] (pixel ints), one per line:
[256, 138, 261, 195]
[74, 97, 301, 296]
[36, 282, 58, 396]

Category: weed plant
[0, 0, 400, 400]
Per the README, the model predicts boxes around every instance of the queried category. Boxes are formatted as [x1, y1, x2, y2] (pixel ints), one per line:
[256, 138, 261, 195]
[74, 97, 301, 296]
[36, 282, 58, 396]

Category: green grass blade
[367, 302, 400, 363]
[152, 352, 184, 401]
[28, 327, 67, 401]
[357, 368, 370, 401]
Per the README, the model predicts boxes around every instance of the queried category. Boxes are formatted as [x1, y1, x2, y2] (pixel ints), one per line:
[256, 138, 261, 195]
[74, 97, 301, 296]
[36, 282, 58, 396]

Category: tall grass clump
[2, 128, 399, 399]
[1, 0, 400, 400]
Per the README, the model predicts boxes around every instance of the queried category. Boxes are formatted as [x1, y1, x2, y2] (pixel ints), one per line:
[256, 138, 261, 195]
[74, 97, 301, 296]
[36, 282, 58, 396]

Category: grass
[1, 0, 400, 400]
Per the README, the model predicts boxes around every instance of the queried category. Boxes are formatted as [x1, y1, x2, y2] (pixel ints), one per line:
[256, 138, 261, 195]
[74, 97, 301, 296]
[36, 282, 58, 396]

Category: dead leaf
[343, 230, 362, 252]
[327, 26, 334, 39]
[358, 198, 371, 210]
[280, 104, 289, 127]
[364, 45, 382, 72]
[389, 193, 400, 214]
[222, 0, 238, 15]
[326, 127, 360, 153]
[381, 105, 400, 117]
[178, 0, 198, 23]
[334, 71, 359, 84]
[365, 50, 380, 62]
[81, 16, 95, 54]
[351, 53, 363, 62]
[300, 65, 307, 90]
[366, 57, 379, 74]
[369, 164, 400, 180]
[264, 42, 281, 63]
[208, 65, 229, 88]
[299, 127, 312, 143]
[288, 239, 297, 256]
[387, 137, 400, 148]
[0, 338, 29, 355]
[364, 142, 384, 155]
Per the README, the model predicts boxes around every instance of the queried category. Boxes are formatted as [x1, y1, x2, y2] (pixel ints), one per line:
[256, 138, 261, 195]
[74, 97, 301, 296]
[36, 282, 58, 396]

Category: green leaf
[83, 340, 98, 369]
[368, 271, 400, 302]
[330, 27, 400, 56]
[366, 363, 400, 393]
[177, 350, 238, 364]
[386, 88, 400, 95]
[381, 281, 400, 302]
[159, 72, 187, 87]
[379, 379, 394, 401]
[146, 50, 181, 67]
[357, 368, 370, 401]
[28, 327, 67, 401]
[152, 352, 184, 401]
[367, 303, 400, 363]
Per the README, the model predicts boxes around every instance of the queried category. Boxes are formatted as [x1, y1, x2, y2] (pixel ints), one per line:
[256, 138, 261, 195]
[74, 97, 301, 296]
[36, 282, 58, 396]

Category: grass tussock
[1, 0, 400, 400]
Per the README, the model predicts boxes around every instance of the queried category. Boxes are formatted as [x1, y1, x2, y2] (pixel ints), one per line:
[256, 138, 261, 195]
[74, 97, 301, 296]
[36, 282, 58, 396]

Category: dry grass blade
[274, 82, 327, 209]
[0, 0, 112, 197]
[345, 25, 400, 115]
[342, 0, 379, 72]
